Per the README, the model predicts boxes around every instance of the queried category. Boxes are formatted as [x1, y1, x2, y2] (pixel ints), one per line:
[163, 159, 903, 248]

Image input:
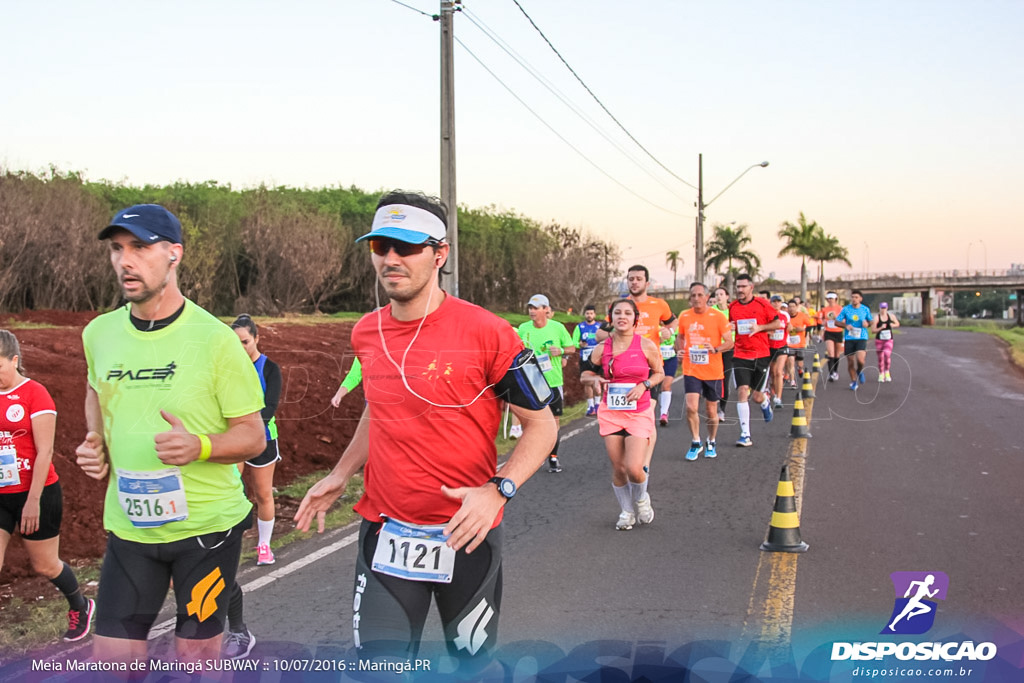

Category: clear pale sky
[3, 0, 1022, 288]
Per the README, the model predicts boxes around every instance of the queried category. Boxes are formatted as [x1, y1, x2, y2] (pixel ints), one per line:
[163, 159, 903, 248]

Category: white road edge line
[147, 532, 359, 640]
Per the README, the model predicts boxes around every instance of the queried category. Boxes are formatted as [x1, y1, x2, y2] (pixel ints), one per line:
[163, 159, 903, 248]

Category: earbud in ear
[169, 255, 177, 263]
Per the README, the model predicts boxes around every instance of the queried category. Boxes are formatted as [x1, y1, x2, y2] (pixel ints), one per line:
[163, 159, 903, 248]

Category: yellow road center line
[742, 374, 816, 646]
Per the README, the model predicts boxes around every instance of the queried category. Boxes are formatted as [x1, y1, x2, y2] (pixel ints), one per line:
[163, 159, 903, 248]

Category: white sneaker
[878, 373, 885, 383]
[635, 494, 655, 524]
[772, 397, 783, 408]
[615, 510, 636, 530]
[885, 371, 892, 382]
[509, 424, 522, 439]
[223, 629, 256, 659]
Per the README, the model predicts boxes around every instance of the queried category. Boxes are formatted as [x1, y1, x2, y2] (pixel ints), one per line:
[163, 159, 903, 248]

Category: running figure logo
[881, 571, 949, 635]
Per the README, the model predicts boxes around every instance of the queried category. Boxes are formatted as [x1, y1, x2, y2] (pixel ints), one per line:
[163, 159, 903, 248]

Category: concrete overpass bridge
[814, 269, 1024, 325]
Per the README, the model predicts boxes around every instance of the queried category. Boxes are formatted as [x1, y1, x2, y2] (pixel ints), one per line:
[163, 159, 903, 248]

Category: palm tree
[704, 223, 761, 296]
[807, 232, 852, 306]
[665, 250, 682, 298]
[778, 212, 821, 302]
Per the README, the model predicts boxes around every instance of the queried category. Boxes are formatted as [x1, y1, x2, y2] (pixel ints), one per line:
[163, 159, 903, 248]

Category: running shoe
[685, 442, 703, 461]
[761, 402, 773, 423]
[256, 543, 275, 566]
[585, 405, 598, 417]
[772, 397, 783, 409]
[659, 414, 669, 427]
[885, 371, 892, 382]
[704, 440, 718, 458]
[736, 435, 753, 447]
[858, 370, 866, 384]
[615, 510, 636, 530]
[509, 424, 523, 439]
[223, 629, 256, 659]
[849, 381, 858, 391]
[63, 598, 95, 642]
[878, 373, 885, 383]
[547, 457, 563, 473]
[787, 380, 798, 389]
[830, 371, 839, 382]
[717, 408, 726, 422]
[635, 494, 655, 524]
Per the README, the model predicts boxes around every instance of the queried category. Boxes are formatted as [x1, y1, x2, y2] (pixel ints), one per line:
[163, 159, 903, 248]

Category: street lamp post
[695, 156, 769, 283]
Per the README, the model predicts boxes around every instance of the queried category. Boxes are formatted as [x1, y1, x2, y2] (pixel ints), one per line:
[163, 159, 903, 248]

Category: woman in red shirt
[0, 330, 93, 641]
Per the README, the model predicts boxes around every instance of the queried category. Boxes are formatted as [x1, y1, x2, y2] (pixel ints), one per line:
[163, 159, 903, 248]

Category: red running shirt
[351, 295, 524, 527]
[0, 379, 59, 495]
[729, 297, 780, 360]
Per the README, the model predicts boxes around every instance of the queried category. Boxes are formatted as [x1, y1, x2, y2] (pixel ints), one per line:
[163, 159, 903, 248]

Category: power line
[386, 0, 437, 20]
[510, 0, 697, 191]
[461, 8, 689, 202]
[455, 35, 689, 218]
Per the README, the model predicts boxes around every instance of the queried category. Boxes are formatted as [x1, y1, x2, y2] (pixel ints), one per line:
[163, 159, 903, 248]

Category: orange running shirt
[820, 304, 843, 334]
[678, 308, 731, 380]
[633, 296, 674, 346]
[788, 311, 813, 349]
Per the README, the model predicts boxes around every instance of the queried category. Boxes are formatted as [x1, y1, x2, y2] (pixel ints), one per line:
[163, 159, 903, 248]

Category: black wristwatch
[642, 380, 652, 390]
[489, 477, 517, 501]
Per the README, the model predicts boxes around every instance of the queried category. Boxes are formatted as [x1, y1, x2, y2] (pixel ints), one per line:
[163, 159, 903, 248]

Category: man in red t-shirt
[296, 191, 556, 662]
[728, 274, 783, 447]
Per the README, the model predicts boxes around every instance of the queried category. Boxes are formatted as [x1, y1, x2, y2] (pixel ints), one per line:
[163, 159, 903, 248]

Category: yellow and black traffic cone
[812, 353, 821, 373]
[801, 369, 816, 399]
[760, 465, 809, 553]
[790, 395, 811, 438]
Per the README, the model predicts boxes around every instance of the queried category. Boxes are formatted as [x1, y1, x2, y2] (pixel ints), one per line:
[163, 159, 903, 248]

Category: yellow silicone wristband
[197, 433, 212, 462]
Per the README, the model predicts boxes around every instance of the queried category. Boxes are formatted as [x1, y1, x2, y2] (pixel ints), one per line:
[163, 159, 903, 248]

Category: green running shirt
[83, 300, 263, 543]
[516, 319, 574, 388]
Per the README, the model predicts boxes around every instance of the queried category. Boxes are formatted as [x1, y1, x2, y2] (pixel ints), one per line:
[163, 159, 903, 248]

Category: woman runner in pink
[581, 300, 664, 530]
[871, 302, 900, 382]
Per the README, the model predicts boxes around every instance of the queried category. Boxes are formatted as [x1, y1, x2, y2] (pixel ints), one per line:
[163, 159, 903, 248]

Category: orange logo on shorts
[186, 566, 225, 622]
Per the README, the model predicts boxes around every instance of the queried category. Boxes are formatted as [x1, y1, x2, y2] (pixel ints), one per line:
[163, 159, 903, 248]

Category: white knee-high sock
[629, 480, 649, 504]
[613, 484, 633, 512]
[258, 518, 274, 546]
[659, 391, 672, 417]
[737, 401, 751, 436]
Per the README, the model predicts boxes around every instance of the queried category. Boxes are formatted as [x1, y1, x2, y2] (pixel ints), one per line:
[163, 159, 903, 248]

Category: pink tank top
[601, 333, 651, 411]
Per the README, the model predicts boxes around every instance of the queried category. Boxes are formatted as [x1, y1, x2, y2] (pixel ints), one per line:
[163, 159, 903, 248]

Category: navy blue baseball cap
[99, 204, 183, 244]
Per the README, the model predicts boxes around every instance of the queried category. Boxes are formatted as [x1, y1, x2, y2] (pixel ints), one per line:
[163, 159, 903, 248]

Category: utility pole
[695, 153, 705, 283]
[439, 0, 459, 296]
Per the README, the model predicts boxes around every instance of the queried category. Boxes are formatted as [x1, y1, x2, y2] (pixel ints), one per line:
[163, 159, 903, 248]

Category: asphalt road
[6, 326, 1023, 681]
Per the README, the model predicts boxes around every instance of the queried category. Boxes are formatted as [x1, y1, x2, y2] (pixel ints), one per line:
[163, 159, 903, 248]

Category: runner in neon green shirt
[517, 295, 574, 472]
[75, 204, 266, 663]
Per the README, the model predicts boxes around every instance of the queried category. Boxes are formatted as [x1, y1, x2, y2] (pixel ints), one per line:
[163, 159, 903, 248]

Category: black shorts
[732, 356, 770, 392]
[95, 515, 250, 641]
[844, 339, 868, 355]
[683, 376, 722, 402]
[824, 331, 845, 346]
[662, 356, 679, 378]
[769, 347, 789, 364]
[548, 386, 564, 417]
[0, 480, 63, 540]
[789, 349, 805, 362]
[246, 439, 280, 468]
[353, 518, 503, 659]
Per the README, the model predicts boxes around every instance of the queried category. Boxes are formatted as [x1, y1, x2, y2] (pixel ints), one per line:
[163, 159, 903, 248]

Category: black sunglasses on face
[367, 237, 442, 257]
